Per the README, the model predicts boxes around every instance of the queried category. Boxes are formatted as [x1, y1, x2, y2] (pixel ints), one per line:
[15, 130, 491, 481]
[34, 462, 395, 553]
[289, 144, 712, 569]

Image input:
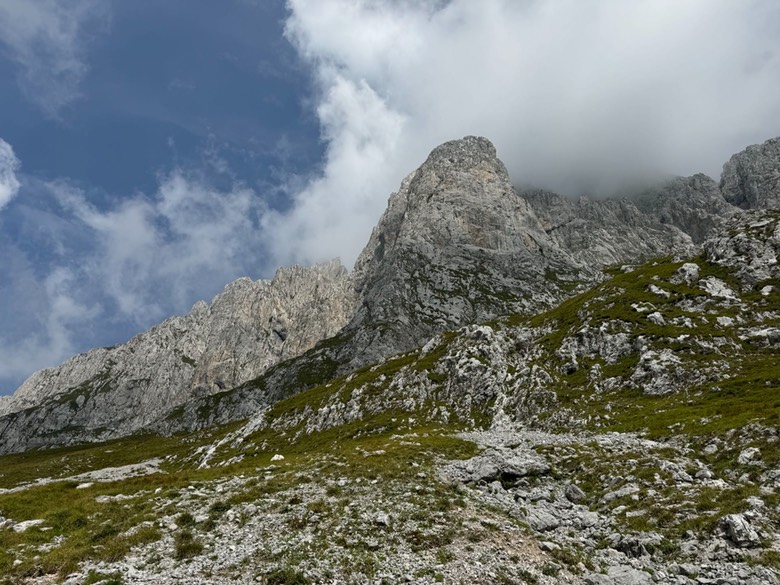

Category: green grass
[0, 479, 163, 578]
[0, 423, 243, 581]
[174, 529, 204, 560]
[0, 429, 230, 490]
[0, 411, 478, 583]
[83, 571, 123, 585]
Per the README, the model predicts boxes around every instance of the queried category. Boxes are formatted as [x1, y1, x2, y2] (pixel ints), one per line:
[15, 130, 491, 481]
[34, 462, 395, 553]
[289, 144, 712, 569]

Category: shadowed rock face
[2, 134, 780, 454]
[721, 136, 780, 209]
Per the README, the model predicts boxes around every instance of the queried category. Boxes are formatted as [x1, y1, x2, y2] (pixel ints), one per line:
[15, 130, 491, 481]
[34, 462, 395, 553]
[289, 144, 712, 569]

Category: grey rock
[720, 136, 780, 209]
[374, 512, 391, 527]
[703, 211, 780, 288]
[584, 575, 614, 585]
[601, 484, 640, 503]
[525, 507, 560, 532]
[737, 447, 761, 465]
[647, 311, 665, 325]
[719, 513, 761, 548]
[648, 284, 671, 298]
[678, 563, 700, 577]
[576, 510, 600, 529]
[565, 483, 587, 503]
[525, 190, 695, 269]
[585, 566, 653, 585]
[699, 276, 739, 300]
[672, 262, 701, 286]
[606, 566, 653, 585]
[12, 519, 45, 533]
[443, 448, 550, 485]
[703, 442, 719, 456]
[611, 533, 663, 558]
[347, 136, 594, 369]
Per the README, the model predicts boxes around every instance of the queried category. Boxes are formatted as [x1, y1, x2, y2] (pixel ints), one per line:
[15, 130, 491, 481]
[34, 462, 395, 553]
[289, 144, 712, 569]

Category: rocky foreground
[1, 425, 775, 585]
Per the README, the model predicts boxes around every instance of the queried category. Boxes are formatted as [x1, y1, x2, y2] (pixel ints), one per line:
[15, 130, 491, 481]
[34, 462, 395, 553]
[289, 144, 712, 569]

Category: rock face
[524, 173, 736, 267]
[704, 209, 780, 287]
[347, 136, 593, 368]
[1, 135, 780, 585]
[0, 260, 355, 452]
[311, 137, 733, 375]
[721, 136, 780, 209]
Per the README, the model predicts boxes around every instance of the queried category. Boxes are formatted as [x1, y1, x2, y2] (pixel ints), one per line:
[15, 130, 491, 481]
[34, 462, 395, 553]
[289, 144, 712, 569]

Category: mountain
[0, 136, 744, 453]
[0, 136, 778, 585]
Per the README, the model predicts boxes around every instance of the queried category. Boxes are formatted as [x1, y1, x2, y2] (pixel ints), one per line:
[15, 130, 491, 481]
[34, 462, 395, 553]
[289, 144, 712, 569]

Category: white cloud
[0, 170, 268, 392]
[0, 0, 109, 116]
[262, 75, 406, 265]
[50, 171, 267, 326]
[0, 262, 91, 387]
[0, 138, 21, 210]
[273, 0, 780, 268]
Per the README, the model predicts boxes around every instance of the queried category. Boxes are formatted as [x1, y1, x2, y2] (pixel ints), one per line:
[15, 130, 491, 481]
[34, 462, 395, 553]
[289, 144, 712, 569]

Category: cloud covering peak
[267, 0, 780, 268]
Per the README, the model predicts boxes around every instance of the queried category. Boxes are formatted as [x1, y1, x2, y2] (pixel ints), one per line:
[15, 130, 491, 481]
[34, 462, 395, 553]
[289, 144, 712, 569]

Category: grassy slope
[1, 250, 779, 580]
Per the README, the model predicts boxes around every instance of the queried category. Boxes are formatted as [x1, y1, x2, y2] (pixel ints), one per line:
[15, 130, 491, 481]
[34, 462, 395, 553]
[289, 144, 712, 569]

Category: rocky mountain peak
[354, 136, 559, 283]
[347, 136, 588, 368]
[354, 136, 523, 279]
[720, 135, 780, 209]
[405, 135, 503, 201]
[3, 134, 780, 458]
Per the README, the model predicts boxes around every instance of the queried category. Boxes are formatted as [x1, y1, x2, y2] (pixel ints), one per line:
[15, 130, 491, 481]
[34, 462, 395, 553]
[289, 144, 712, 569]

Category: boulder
[720, 513, 761, 548]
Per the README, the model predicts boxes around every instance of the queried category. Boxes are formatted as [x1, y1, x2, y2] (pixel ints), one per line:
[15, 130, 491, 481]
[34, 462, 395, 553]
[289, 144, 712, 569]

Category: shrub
[177, 512, 196, 527]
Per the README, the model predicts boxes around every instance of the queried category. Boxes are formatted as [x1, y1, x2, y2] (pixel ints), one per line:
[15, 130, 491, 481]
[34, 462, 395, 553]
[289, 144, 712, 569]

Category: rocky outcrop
[345, 136, 594, 368]
[704, 209, 780, 287]
[645, 173, 737, 242]
[721, 136, 780, 209]
[525, 189, 693, 267]
[445, 430, 777, 585]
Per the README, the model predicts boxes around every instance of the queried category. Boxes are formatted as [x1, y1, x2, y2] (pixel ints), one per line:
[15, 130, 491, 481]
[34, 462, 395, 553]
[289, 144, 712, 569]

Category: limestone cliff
[524, 173, 737, 267]
[0, 260, 355, 452]
[721, 136, 780, 209]
[346, 136, 593, 368]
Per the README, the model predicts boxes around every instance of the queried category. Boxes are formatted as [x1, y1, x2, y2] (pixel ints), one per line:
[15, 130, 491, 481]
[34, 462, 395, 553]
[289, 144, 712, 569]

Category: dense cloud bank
[270, 0, 780, 265]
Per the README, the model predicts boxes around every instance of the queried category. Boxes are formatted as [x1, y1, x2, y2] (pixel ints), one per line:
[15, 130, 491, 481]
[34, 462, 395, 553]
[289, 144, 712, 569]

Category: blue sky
[1, 0, 780, 395]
